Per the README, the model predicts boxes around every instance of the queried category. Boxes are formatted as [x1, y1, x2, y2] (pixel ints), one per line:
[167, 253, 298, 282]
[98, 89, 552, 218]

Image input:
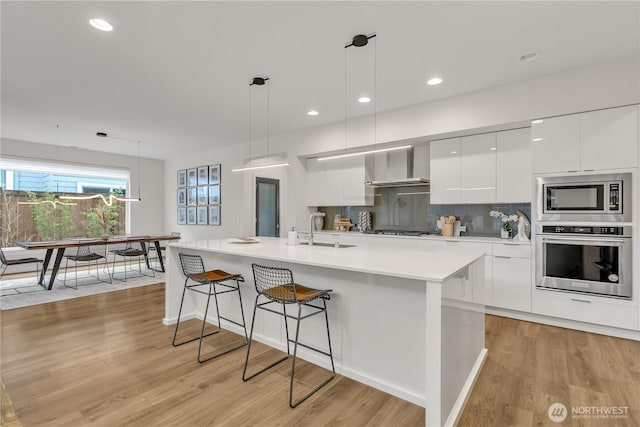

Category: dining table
[16, 234, 181, 290]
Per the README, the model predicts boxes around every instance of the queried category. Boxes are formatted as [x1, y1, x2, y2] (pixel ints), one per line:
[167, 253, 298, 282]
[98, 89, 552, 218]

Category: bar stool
[243, 263, 335, 408]
[173, 253, 248, 363]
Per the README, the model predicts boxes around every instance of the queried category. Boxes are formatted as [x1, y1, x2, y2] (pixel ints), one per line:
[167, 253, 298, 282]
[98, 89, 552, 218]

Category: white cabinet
[532, 289, 638, 330]
[497, 128, 532, 202]
[531, 114, 580, 174]
[429, 138, 461, 204]
[460, 133, 497, 203]
[532, 105, 638, 174]
[305, 156, 373, 207]
[580, 105, 638, 170]
[431, 129, 531, 204]
[492, 243, 531, 312]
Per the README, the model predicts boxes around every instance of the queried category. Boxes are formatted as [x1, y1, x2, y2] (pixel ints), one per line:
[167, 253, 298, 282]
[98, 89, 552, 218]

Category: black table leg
[140, 242, 150, 269]
[47, 248, 66, 290]
[39, 249, 53, 286]
[154, 241, 166, 273]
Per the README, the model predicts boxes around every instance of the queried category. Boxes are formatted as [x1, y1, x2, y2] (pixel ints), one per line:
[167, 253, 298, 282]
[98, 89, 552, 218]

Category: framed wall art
[177, 170, 187, 187]
[197, 166, 208, 186]
[197, 206, 208, 225]
[186, 207, 197, 225]
[208, 185, 220, 205]
[177, 188, 186, 206]
[187, 187, 197, 206]
[197, 186, 208, 205]
[177, 207, 187, 225]
[187, 168, 197, 186]
[209, 164, 220, 185]
[208, 205, 220, 226]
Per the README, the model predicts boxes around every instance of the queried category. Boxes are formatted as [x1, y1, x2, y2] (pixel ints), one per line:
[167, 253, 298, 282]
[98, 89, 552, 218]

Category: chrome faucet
[308, 212, 326, 246]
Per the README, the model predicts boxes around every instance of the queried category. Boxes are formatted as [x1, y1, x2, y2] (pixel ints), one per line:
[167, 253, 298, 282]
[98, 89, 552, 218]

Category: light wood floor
[0, 283, 423, 426]
[1, 284, 638, 426]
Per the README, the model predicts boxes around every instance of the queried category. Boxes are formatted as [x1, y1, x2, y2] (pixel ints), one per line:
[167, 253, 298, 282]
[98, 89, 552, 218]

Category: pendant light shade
[232, 77, 290, 172]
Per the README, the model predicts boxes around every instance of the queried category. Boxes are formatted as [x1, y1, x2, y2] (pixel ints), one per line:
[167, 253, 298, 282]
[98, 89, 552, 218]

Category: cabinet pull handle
[445, 240, 459, 243]
[567, 170, 579, 173]
[570, 298, 591, 303]
[494, 255, 511, 259]
[583, 169, 595, 172]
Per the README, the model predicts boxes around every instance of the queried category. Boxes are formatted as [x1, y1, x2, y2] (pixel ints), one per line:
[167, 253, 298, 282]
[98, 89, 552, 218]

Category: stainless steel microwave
[536, 173, 631, 222]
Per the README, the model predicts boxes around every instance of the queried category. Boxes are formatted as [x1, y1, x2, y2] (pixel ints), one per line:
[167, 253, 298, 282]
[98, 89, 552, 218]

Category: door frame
[255, 177, 280, 237]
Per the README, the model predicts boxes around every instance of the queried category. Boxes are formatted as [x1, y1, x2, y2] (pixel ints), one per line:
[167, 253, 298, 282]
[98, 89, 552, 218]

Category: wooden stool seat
[263, 284, 330, 303]
[188, 270, 241, 284]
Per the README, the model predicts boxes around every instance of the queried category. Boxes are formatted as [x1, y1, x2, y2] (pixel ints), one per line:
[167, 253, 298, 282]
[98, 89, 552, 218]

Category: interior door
[256, 177, 279, 237]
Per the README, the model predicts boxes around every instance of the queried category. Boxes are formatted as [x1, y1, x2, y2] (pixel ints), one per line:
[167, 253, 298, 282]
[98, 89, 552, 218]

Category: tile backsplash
[319, 187, 530, 237]
[429, 203, 531, 236]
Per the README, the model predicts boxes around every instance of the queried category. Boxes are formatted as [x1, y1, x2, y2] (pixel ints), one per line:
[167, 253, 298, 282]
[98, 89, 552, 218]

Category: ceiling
[2, 1, 639, 160]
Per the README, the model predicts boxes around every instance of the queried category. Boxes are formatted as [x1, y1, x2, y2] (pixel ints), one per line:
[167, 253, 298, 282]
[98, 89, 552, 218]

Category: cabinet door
[342, 155, 374, 206]
[429, 138, 461, 204]
[492, 256, 531, 312]
[306, 158, 325, 206]
[531, 115, 580, 174]
[460, 133, 496, 203]
[322, 158, 343, 206]
[497, 128, 532, 202]
[580, 105, 638, 170]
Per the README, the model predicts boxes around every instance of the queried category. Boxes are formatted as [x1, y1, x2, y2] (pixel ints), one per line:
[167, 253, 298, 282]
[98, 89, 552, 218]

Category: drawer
[493, 242, 531, 258]
[532, 288, 639, 330]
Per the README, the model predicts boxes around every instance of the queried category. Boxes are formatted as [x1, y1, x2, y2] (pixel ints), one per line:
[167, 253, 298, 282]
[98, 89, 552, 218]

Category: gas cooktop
[364, 230, 430, 236]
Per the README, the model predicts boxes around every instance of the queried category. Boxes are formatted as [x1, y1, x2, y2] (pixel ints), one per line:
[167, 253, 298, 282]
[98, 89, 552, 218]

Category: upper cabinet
[430, 138, 461, 204]
[532, 105, 638, 174]
[497, 128, 532, 203]
[460, 133, 497, 203]
[431, 129, 531, 204]
[306, 155, 374, 206]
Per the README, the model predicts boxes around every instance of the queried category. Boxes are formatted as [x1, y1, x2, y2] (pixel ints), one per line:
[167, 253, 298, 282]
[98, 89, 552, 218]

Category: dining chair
[110, 236, 155, 281]
[60, 239, 111, 289]
[0, 246, 43, 286]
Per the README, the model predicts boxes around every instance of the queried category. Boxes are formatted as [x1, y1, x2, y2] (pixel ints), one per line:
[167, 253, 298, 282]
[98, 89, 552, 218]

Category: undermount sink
[304, 242, 356, 248]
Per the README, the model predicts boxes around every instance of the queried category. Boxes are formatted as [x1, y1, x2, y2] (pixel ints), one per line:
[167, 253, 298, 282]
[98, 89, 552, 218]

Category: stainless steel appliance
[536, 173, 631, 222]
[536, 225, 632, 299]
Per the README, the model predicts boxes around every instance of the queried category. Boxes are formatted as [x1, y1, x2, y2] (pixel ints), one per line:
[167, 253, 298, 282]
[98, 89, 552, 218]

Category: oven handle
[539, 236, 628, 245]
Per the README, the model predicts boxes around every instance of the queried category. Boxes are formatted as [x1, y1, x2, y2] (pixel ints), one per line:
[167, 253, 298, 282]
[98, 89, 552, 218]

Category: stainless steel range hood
[366, 146, 430, 187]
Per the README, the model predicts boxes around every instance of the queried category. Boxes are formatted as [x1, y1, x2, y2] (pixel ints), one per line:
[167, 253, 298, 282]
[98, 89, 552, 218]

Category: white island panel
[165, 237, 486, 427]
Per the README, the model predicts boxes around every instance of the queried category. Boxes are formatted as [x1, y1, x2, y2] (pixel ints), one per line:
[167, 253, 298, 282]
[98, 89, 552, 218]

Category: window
[0, 158, 131, 246]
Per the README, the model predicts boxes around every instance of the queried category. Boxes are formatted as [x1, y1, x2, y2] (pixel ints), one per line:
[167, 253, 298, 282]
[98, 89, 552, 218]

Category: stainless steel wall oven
[536, 225, 632, 299]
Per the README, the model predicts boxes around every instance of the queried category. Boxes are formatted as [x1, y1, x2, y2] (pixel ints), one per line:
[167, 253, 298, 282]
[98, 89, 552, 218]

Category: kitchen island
[165, 237, 487, 427]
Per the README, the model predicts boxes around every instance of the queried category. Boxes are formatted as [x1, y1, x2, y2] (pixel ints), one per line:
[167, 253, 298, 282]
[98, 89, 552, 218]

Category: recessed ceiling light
[519, 52, 539, 62]
[532, 138, 543, 142]
[307, 110, 319, 116]
[358, 97, 371, 103]
[450, 151, 457, 154]
[531, 119, 544, 124]
[489, 147, 497, 151]
[427, 77, 443, 86]
[89, 18, 113, 32]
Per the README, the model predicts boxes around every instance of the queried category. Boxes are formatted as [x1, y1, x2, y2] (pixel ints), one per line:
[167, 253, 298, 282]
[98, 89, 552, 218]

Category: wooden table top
[16, 235, 180, 250]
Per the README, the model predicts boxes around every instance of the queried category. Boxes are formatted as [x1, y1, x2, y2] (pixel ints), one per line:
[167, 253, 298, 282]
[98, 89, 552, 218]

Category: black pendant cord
[373, 35, 377, 150]
[267, 78, 270, 159]
[137, 139, 142, 200]
[249, 82, 252, 161]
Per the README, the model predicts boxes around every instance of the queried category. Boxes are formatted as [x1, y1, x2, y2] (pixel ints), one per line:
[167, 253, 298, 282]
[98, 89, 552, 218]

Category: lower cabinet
[532, 289, 639, 330]
[492, 256, 531, 312]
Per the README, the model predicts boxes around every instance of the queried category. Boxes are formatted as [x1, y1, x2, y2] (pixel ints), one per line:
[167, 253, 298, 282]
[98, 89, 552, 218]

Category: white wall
[0, 138, 165, 235]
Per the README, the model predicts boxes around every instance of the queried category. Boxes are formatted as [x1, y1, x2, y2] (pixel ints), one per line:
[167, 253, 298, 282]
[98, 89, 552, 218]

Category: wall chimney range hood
[366, 147, 430, 187]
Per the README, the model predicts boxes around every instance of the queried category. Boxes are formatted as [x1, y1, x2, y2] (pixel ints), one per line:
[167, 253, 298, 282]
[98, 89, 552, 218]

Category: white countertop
[169, 237, 485, 283]
[315, 230, 532, 245]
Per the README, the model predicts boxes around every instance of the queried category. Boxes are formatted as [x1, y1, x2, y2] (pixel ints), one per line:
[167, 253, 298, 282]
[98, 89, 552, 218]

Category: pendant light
[17, 124, 77, 208]
[232, 77, 290, 172]
[60, 131, 142, 205]
[316, 33, 412, 162]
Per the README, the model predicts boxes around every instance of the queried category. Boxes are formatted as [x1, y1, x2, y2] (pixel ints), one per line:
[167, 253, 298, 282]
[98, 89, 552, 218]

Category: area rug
[0, 267, 165, 310]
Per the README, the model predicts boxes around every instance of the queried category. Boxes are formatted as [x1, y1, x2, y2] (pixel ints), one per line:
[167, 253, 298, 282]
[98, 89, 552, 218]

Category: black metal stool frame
[173, 253, 248, 363]
[242, 263, 336, 408]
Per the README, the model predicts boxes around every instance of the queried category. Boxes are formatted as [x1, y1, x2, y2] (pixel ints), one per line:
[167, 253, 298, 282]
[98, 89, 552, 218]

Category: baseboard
[444, 348, 488, 427]
[192, 313, 427, 407]
[486, 307, 640, 341]
[162, 312, 196, 326]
